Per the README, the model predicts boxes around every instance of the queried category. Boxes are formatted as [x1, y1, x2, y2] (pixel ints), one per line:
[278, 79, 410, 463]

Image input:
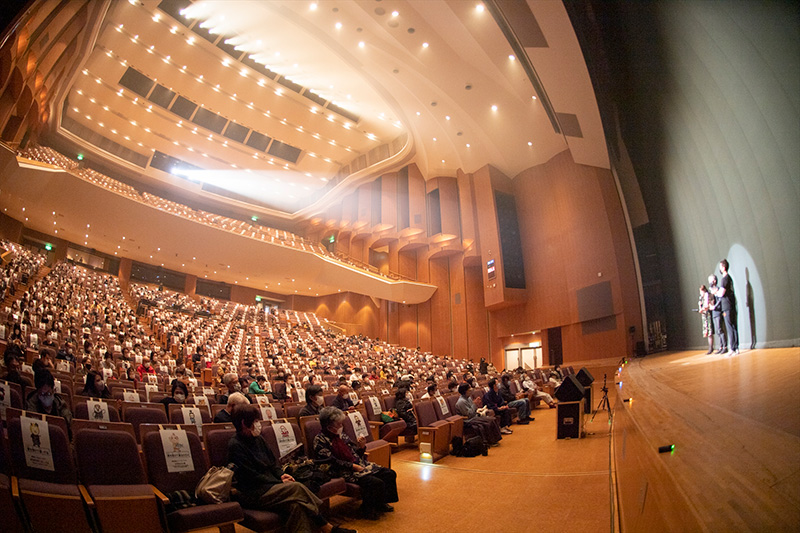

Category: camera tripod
[590, 373, 612, 423]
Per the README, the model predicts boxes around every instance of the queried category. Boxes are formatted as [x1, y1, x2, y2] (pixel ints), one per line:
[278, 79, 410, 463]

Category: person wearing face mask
[160, 380, 188, 407]
[82, 370, 112, 399]
[393, 388, 417, 434]
[26, 369, 72, 429]
[313, 407, 399, 521]
[299, 385, 325, 417]
[227, 404, 356, 533]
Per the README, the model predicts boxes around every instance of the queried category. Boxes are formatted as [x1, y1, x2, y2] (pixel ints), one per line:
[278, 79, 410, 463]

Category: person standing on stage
[698, 285, 714, 354]
[707, 275, 727, 354]
[715, 259, 739, 356]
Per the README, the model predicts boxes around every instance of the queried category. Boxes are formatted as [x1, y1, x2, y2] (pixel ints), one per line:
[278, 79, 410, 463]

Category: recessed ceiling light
[391, 11, 399, 17]
[416, 111, 421, 116]
[445, 115, 451, 120]
[335, 22, 342, 29]
[528, 141, 533, 146]
[310, 2, 317, 10]
[422, 42, 429, 48]
[476, 4, 485, 13]
[491, 105, 498, 111]
[466, 143, 471, 148]
[509, 54, 516, 61]
[358, 41, 365, 48]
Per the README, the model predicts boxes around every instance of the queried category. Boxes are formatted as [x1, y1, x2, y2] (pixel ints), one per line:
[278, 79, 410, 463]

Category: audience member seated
[332, 385, 354, 411]
[25, 369, 72, 427]
[160, 380, 188, 407]
[519, 370, 556, 408]
[300, 385, 325, 417]
[499, 374, 532, 424]
[455, 383, 502, 447]
[218, 372, 243, 405]
[249, 375, 269, 395]
[2, 345, 33, 389]
[214, 392, 249, 423]
[82, 370, 112, 399]
[483, 379, 513, 435]
[420, 383, 437, 399]
[314, 407, 398, 521]
[227, 404, 355, 533]
[393, 388, 417, 434]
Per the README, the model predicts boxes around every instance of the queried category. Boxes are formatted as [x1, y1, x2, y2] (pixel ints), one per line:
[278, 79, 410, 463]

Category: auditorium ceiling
[50, 0, 608, 220]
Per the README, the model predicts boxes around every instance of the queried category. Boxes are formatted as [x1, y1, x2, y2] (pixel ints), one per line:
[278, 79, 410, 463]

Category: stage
[616, 347, 800, 531]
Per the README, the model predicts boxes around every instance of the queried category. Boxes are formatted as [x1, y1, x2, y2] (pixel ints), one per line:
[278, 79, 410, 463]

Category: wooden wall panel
[429, 257, 451, 357]
[449, 254, 468, 358]
[464, 265, 489, 360]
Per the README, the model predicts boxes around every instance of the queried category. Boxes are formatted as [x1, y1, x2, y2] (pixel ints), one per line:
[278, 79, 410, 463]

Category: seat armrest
[367, 420, 382, 440]
[79, 484, 95, 508]
[10, 475, 19, 499]
[150, 485, 170, 506]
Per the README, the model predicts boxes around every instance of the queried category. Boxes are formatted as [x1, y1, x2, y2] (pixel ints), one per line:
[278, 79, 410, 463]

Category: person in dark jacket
[393, 388, 417, 433]
[313, 407, 398, 521]
[226, 404, 354, 533]
[26, 369, 72, 429]
[82, 370, 112, 399]
[483, 379, 513, 434]
[299, 385, 324, 417]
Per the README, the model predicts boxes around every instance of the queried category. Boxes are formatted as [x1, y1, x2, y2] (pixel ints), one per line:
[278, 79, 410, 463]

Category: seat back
[123, 406, 169, 441]
[205, 428, 237, 467]
[3, 407, 70, 439]
[363, 395, 385, 422]
[343, 410, 374, 443]
[138, 423, 199, 444]
[72, 419, 137, 443]
[445, 394, 460, 415]
[168, 404, 212, 424]
[75, 428, 146, 485]
[261, 421, 303, 460]
[142, 429, 207, 494]
[414, 400, 439, 427]
[382, 395, 396, 410]
[73, 399, 121, 421]
[285, 403, 303, 424]
[323, 393, 337, 406]
[8, 417, 76, 484]
[0, 379, 23, 408]
[298, 415, 322, 452]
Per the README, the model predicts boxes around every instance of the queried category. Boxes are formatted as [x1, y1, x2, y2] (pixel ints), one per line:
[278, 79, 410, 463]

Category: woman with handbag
[227, 404, 355, 533]
[313, 407, 399, 521]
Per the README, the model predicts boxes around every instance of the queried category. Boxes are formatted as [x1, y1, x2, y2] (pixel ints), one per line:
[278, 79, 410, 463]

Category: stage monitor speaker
[576, 367, 594, 387]
[556, 401, 582, 439]
[554, 374, 586, 403]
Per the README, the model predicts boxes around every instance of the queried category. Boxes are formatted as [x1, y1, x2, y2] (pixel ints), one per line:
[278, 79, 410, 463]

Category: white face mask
[333, 426, 343, 437]
[174, 393, 186, 403]
[252, 421, 263, 436]
[315, 396, 325, 406]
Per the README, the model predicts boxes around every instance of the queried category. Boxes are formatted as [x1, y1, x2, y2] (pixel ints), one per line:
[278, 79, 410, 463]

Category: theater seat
[7, 418, 93, 533]
[413, 400, 451, 462]
[75, 429, 163, 533]
[342, 410, 392, 468]
[123, 406, 169, 442]
[142, 430, 243, 533]
[431, 395, 465, 440]
[363, 395, 407, 444]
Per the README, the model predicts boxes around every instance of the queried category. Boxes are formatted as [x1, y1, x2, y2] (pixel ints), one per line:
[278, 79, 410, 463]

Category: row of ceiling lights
[106, 25, 376, 150]
[129, 6, 382, 140]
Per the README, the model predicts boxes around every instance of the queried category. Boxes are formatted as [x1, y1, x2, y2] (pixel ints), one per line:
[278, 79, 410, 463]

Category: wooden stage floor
[205, 348, 798, 532]
[618, 347, 800, 532]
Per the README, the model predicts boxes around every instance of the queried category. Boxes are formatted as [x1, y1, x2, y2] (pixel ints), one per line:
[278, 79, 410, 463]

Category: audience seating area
[0, 249, 561, 532]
